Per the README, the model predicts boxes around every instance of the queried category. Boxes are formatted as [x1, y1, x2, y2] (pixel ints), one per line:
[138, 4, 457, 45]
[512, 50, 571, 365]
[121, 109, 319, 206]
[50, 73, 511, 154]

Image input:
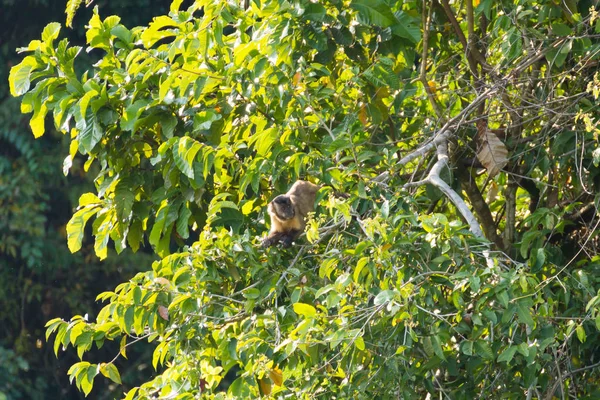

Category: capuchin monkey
[262, 180, 320, 248]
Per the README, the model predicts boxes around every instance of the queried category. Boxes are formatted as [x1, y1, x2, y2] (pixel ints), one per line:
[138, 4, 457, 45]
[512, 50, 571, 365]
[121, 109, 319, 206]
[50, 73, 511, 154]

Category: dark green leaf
[552, 23, 572, 36]
[516, 300, 535, 327]
[115, 178, 135, 222]
[497, 346, 517, 363]
[351, 0, 397, 27]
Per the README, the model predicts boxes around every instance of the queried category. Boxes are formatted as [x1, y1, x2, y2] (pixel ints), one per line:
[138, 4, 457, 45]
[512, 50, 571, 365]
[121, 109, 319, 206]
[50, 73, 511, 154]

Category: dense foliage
[9, 0, 600, 398]
[0, 1, 169, 399]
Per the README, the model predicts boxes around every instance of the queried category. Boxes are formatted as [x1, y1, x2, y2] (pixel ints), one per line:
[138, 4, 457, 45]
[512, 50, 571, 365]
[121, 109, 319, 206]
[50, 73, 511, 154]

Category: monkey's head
[270, 195, 295, 220]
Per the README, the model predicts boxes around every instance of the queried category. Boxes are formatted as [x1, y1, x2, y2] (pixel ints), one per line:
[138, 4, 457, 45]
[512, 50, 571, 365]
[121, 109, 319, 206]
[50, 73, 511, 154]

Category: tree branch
[545, 359, 600, 400]
[439, 0, 489, 73]
[420, 0, 443, 118]
[427, 140, 484, 238]
[374, 86, 499, 184]
[456, 167, 505, 250]
[503, 179, 517, 252]
[372, 131, 451, 183]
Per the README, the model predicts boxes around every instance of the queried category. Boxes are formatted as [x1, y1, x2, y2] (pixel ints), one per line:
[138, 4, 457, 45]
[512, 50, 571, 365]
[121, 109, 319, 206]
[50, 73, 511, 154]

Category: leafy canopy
[9, 0, 600, 398]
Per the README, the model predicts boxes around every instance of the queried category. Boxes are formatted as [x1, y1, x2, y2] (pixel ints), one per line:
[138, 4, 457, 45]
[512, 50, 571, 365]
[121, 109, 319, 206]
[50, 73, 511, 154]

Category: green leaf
[303, 3, 327, 22]
[532, 247, 546, 271]
[127, 219, 143, 252]
[497, 290, 509, 308]
[293, 303, 317, 318]
[81, 364, 98, 396]
[169, 293, 191, 310]
[45, 318, 65, 340]
[475, 340, 494, 360]
[173, 137, 202, 179]
[252, 127, 279, 157]
[68, 362, 97, 396]
[517, 342, 529, 357]
[79, 193, 101, 206]
[111, 25, 132, 45]
[74, 330, 93, 347]
[54, 324, 67, 355]
[351, 0, 397, 27]
[374, 289, 395, 305]
[431, 335, 446, 361]
[149, 201, 170, 248]
[124, 388, 139, 400]
[30, 102, 49, 138]
[422, 336, 433, 357]
[142, 16, 178, 45]
[159, 73, 176, 102]
[354, 336, 365, 351]
[391, 12, 421, 43]
[92, 211, 113, 260]
[519, 230, 540, 258]
[193, 110, 221, 131]
[67, 206, 100, 253]
[65, 0, 83, 27]
[170, 0, 183, 12]
[576, 325, 586, 343]
[176, 205, 191, 239]
[160, 114, 178, 139]
[552, 23, 572, 36]
[9, 62, 34, 96]
[78, 115, 103, 153]
[516, 300, 535, 328]
[124, 307, 135, 332]
[79, 90, 99, 120]
[546, 44, 568, 68]
[497, 346, 518, 363]
[476, 0, 494, 19]
[100, 363, 122, 384]
[42, 22, 61, 43]
[121, 100, 150, 132]
[242, 288, 260, 300]
[115, 178, 135, 222]
[353, 256, 369, 283]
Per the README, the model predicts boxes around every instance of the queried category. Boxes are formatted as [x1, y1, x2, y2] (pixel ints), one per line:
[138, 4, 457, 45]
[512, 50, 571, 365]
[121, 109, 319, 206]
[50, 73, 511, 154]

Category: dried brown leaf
[158, 305, 169, 321]
[476, 129, 508, 177]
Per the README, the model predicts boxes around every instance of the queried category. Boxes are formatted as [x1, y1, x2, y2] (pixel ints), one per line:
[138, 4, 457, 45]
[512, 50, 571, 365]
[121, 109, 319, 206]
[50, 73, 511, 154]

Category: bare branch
[374, 86, 499, 184]
[372, 130, 451, 183]
[427, 140, 484, 238]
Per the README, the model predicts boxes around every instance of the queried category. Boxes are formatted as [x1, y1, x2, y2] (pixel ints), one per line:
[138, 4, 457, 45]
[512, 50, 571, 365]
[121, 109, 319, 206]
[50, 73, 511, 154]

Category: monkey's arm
[262, 230, 285, 248]
[262, 228, 302, 248]
[280, 229, 302, 247]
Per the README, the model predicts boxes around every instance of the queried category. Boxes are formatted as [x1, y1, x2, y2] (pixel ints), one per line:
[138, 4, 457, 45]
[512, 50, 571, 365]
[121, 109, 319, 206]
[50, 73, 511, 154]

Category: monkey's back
[286, 180, 319, 217]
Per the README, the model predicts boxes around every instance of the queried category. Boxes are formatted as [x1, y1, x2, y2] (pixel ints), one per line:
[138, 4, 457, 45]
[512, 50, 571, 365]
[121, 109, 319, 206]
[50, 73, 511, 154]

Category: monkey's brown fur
[262, 180, 320, 248]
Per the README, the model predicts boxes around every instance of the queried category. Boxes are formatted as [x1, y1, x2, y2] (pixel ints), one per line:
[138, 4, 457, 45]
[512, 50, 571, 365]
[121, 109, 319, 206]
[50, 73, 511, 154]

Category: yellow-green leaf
[9, 63, 33, 96]
[100, 363, 122, 384]
[30, 103, 48, 138]
[293, 303, 317, 318]
[67, 206, 100, 253]
[41, 22, 61, 43]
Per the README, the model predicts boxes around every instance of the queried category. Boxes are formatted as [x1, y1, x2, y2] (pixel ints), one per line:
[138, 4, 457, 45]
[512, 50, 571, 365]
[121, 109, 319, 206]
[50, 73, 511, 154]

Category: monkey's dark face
[272, 195, 295, 220]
